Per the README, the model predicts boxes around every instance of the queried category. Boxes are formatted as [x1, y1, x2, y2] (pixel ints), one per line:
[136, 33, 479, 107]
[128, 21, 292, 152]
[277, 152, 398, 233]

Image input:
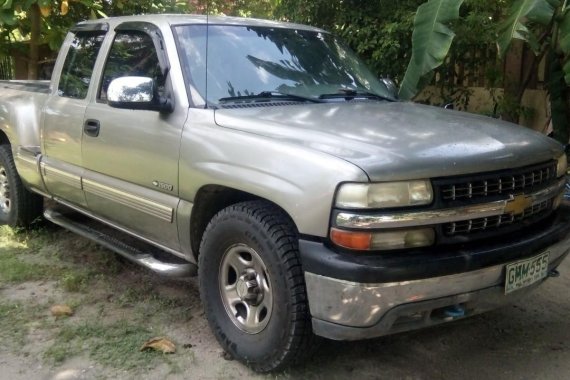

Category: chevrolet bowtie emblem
[504, 194, 533, 215]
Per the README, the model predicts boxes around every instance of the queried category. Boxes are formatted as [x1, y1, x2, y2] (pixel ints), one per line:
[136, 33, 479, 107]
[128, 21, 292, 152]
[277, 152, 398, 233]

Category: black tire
[198, 200, 315, 372]
[0, 144, 43, 227]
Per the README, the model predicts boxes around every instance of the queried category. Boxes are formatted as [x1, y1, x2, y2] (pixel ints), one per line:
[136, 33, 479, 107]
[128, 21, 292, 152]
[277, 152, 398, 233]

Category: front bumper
[300, 207, 570, 341]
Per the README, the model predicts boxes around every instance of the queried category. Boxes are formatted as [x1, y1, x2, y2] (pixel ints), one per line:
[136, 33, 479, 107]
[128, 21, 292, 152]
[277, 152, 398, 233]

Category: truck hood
[214, 101, 563, 181]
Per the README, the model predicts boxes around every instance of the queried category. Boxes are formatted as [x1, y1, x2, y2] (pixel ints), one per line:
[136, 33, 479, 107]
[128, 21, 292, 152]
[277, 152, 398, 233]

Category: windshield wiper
[318, 89, 396, 102]
[219, 91, 323, 104]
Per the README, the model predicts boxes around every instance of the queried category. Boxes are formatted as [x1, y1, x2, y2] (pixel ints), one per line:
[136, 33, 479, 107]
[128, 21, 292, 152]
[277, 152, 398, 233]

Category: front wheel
[0, 144, 43, 227]
[198, 201, 315, 372]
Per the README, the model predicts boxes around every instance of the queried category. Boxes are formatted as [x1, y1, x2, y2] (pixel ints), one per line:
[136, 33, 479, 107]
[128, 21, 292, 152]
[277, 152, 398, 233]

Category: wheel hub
[236, 271, 262, 304]
[219, 244, 273, 334]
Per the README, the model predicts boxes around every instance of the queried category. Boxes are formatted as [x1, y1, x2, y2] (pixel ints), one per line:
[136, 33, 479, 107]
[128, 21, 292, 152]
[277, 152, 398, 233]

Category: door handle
[84, 119, 100, 137]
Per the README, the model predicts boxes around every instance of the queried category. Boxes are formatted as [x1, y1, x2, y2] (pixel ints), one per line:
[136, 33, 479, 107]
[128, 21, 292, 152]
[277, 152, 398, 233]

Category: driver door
[82, 25, 187, 251]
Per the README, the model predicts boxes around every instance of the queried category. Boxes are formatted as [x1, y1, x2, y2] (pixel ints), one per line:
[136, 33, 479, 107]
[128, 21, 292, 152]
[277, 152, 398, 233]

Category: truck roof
[73, 14, 325, 33]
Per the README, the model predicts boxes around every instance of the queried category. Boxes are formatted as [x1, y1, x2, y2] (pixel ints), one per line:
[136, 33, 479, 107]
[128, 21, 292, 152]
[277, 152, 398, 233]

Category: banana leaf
[399, 0, 464, 100]
[0, 12, 16, 26]
[497, 0, 559, 58]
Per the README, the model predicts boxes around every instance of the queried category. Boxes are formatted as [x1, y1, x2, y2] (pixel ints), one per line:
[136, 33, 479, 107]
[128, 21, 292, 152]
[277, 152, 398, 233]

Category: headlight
[335, 180, 433, 209]
[556, 153, 567, 178]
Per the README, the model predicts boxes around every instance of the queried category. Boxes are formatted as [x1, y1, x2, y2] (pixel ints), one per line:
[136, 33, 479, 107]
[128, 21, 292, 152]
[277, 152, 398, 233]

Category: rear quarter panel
[0, 82, 49, 148]
[0, 83, 50, 190]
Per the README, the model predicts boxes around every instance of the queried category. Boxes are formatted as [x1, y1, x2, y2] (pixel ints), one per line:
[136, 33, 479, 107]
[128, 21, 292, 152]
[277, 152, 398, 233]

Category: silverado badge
[504, 194, 533, 215]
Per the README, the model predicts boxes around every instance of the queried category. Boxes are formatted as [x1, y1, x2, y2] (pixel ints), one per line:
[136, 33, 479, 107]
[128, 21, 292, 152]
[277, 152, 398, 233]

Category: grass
[59, 271, 90, 292]
[0, 224, 123, 287]
[0, 251, 63, 282]
[44, 319, 173, 370]
[0, 302, 45, 348]
[0, 225, 66, 283]
[0, 224, 58, 253]
[0, 302, 29, 346]
[0, 224, 193, 375]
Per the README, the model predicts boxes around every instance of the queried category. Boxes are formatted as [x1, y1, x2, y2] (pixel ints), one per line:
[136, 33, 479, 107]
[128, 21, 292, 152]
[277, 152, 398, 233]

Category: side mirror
[380, 77, 398, 100]
[107, 76, 173, 113]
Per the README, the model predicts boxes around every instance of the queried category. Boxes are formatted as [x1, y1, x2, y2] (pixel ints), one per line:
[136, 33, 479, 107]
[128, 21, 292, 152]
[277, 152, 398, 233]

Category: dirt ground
[0, 224, 569, 380]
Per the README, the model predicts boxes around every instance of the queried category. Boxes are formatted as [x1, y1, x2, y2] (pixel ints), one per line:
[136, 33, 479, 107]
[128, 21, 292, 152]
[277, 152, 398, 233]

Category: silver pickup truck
[1, 14, 569, 372]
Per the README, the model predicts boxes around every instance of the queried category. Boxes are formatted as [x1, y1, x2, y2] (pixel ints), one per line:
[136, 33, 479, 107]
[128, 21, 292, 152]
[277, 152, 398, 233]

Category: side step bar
[44, 207, 197, 278]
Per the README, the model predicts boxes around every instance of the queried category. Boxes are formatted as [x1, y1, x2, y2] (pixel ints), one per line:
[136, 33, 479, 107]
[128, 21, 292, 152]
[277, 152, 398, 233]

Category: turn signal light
[330, 227, 436, 251]
[330, 228, 371, 250]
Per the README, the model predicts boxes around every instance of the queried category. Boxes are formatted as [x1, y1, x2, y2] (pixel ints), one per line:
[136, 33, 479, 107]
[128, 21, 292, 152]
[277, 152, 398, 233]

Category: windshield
[173, 24, 394, 106]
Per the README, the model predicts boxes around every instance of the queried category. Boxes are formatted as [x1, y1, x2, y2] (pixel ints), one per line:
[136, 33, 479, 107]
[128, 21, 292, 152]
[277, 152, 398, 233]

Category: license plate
[505, 251, 550, 294]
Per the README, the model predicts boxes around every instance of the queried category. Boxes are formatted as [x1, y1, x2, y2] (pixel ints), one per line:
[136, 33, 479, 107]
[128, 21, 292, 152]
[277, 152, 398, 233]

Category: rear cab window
[58, 32, 105, 99]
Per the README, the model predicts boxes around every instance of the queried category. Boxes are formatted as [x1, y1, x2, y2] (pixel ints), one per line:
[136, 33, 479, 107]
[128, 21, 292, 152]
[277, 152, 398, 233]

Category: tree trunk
[501, 40, 540, 125]
[28, 4, 41, 80]
[502, 40, 524, 123]
[548, 51, 570, 144]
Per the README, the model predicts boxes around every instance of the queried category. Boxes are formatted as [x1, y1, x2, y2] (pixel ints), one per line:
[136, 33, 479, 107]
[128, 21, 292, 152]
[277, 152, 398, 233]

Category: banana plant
[497, 0, 559, 58]
[399, 0, 465, 100]
[497, 0, 570, 81]
[401, 0, 570, 142]
[498, 0, 570, 142]
[399, 0, 570, 95]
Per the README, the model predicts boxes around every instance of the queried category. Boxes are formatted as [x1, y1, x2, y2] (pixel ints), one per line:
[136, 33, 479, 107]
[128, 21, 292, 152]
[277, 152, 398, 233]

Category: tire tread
[0, 144, 43, 227]
[199, 200, 317, 372]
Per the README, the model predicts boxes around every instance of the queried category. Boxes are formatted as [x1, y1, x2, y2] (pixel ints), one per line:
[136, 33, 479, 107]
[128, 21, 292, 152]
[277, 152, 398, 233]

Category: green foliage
[495, 0, 570, 140]
[99, 0, 188, 16]
[0, 1, 98, 61]
[188, 0, 280, 18]
[497, 0, 558, 57]
[0, 0, 281, 71]
[399, 0, 465, 100]
[425, 1, 507, 109]
[279, 0, 508, 106]
[278, 1, 423, 82]
[401, 0, 570, 141]
[559, 6, 570, 83]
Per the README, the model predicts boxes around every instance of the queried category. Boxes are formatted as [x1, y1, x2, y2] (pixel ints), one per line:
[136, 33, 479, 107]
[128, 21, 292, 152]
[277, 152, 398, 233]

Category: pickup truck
[1, 14, 569, 372]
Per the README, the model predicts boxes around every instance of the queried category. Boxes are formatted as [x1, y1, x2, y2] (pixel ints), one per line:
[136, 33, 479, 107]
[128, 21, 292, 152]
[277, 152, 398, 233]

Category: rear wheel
[198, 200, 314, 372]
[0, 145, 43, 227]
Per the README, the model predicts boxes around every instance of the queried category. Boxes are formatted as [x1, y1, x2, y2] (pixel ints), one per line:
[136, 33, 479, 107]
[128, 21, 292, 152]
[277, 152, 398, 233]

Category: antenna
[204, 0, 209, 109]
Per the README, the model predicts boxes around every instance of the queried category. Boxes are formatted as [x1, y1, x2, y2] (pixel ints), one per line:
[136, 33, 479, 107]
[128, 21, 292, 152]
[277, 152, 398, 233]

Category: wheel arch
[189, 184, 298, 259]
[0, 130, 10, 146]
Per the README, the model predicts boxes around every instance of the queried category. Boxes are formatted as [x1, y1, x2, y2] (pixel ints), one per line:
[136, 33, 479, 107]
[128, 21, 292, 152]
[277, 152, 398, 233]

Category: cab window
[99, 31, 165, 101]
[58, 32, 105, 99]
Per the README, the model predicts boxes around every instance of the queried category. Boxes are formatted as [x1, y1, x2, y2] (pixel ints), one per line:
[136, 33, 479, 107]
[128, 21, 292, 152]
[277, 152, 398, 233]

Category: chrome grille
[441, 163, 556, 202]
[444, 199, 551, 235]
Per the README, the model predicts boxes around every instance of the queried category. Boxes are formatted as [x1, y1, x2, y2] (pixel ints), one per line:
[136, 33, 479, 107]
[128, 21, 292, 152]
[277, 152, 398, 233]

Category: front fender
[179, 109, 369, 237]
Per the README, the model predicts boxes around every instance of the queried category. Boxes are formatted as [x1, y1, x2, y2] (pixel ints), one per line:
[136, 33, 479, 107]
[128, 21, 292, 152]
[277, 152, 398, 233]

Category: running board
[44, 207, 197, 278]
